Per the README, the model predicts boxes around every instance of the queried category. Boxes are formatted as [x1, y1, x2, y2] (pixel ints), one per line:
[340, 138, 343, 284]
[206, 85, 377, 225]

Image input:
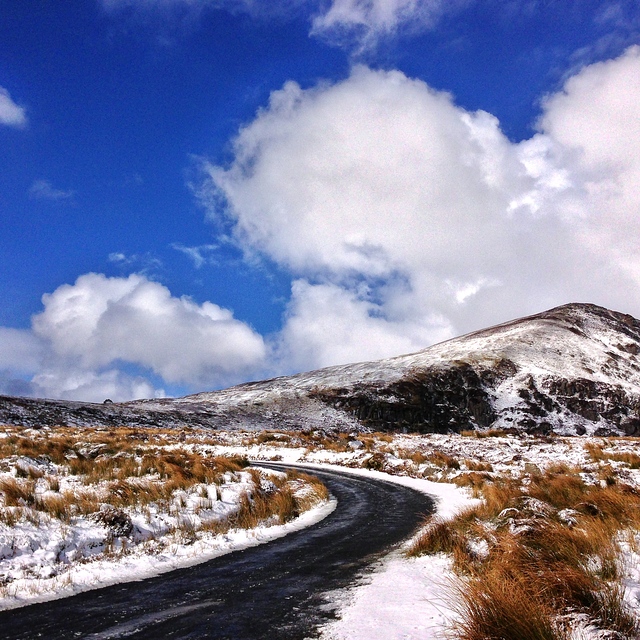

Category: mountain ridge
[2, 303, 640, 436]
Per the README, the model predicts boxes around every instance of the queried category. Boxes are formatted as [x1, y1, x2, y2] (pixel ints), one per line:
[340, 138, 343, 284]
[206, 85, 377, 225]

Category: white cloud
[29, 368, 160, 403]
[29, 179, 74, 201]
[539, 45, 640, 284]
[0, 273, 269, 401]
[205, 48, 640, 372]
[310, 0, 464, 49]
[107, 251, 163, 274]
[5, 47, 640, 401]
[0, 87, 27, 128]
[0, 328, 45, 374]
[277, 279, 452, 369]
[32, 273, 266, 387]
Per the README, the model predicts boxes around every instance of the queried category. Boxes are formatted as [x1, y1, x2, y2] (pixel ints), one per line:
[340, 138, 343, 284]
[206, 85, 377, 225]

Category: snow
[264, 461, 474, 639]
[103, 303, 640, 437]
[0, 447, 336, 612]
[162, 303, 640, 404]
[0, 496, 336, 611]
[320, 554, 455, 640]
[200, 431, 640, 639]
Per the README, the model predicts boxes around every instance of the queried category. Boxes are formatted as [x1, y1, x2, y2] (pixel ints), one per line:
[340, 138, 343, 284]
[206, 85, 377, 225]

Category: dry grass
[428, 451, 460, 469]
[408, 518, 464, 557]
[460, 428, 513, 438]
[452, 471, 491, 496]
[584, 441, 640, 469]
[0, 426, 328, 547]
[242, 428, 357, 453]
[453, 570, 569, 640]
[0, 477, 35, 506]
[409, 464, 640, 638]
[465, 459, 493, 472]
[200, 468, 329, 535]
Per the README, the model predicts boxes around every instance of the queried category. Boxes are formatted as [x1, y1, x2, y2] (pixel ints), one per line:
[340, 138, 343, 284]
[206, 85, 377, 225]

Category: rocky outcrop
[310, 364, 498, 433]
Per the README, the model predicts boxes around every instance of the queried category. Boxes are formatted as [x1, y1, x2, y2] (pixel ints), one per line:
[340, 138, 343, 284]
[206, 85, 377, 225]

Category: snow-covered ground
[0, 494, 335, 611]
[2, 426, 640, 638]
[281, 464, 475, 640]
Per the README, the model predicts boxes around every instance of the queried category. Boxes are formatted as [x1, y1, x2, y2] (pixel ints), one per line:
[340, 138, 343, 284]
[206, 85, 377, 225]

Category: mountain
[2, 303, 640, 436]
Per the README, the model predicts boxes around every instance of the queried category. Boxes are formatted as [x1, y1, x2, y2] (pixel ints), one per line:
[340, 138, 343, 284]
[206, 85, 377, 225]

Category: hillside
[2, 303, 640, 436]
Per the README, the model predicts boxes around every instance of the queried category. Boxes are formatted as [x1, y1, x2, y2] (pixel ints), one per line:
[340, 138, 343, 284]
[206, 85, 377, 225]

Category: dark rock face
[310, 364, 498, 433]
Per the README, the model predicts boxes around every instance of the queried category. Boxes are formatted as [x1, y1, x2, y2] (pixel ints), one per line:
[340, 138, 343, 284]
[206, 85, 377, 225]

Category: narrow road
[0, 465, 434, 640]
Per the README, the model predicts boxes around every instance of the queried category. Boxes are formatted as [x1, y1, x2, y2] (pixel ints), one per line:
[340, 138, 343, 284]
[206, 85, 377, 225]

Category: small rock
[558, 508, 580, 527]
[577, 501, 601, 517]
[91, 506, 133, 537]
[519, 497, 554, 517]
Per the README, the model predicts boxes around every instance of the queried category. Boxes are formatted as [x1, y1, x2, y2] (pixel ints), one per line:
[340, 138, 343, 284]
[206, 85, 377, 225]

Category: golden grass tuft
[407, 518, 463, 557]
[452, 569, 568, 640]
[429, 451, 460, 469]
[0, 477, 35, 507]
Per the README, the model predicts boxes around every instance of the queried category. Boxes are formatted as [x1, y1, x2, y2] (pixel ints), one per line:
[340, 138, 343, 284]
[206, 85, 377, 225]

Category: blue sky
[1, 0, 640, 401]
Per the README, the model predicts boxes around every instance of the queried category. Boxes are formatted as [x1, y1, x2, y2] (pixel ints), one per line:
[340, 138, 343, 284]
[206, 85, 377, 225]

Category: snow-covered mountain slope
[2, 303, 640, 436]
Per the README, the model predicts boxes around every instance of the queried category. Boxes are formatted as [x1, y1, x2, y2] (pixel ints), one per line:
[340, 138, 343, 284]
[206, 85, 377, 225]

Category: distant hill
[3, 303, 640, 436]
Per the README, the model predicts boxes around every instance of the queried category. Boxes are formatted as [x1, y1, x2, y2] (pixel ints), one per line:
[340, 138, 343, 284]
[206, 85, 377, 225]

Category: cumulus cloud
[205, 47, 640, 372]
[32, 273, 267, 387]
[0, 273, 267, 402]
[4, 46, 640, 401]
[29, 368, 159, 403]
[540, 45, 640, 284]
[0, 86, 27, 128]
[0, 328, 45, 374]
[277, 279, 453, 369]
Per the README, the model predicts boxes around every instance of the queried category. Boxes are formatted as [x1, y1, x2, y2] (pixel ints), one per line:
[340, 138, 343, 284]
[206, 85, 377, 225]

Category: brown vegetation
[0, 426, 328, 543]
[409, 464, 640, 638]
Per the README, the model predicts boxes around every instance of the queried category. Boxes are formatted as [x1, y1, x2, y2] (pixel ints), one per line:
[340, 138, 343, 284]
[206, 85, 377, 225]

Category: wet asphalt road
[0, 465, 434, 640]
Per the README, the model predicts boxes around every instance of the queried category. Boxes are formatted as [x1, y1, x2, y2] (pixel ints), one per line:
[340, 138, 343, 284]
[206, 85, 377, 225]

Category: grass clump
[0, 477, 35, 506]
[407, 518, 463, 557]
[454, 570, 568, 640]
[429, 451, 460, 469]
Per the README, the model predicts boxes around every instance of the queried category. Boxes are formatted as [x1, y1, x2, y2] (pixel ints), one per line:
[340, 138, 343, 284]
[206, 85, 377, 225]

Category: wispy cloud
[99, 0, 462, 51]
[108, 251, 164, 275]
[0, 86, 27, 128]
[310, 0, 468, 51]
[28, 179, 74, 201]
[172, 243, 218, 268]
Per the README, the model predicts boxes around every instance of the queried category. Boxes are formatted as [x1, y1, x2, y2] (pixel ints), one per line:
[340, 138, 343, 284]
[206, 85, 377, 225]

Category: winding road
[0, 465, 434, 640]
